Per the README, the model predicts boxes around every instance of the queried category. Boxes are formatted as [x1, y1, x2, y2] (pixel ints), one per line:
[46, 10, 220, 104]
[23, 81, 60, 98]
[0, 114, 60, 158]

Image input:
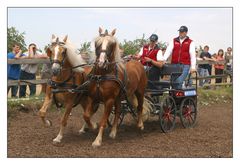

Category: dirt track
[7, 103, 232, 158]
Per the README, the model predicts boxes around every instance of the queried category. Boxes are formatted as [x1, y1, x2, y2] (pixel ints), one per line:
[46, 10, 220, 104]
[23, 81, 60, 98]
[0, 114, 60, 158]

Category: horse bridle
[49, 42, 67, 69]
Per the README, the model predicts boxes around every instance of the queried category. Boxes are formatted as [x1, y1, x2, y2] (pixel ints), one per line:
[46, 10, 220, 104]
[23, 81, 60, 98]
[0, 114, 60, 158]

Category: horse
[82, 28, 148, 147]
[38, 34, 98, 144]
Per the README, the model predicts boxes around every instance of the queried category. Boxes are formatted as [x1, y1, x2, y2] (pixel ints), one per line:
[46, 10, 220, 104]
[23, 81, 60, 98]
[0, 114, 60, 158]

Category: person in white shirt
[134, 34, 164, 82]
[161, 26, 196, 89]
[19, 43, 48, 97]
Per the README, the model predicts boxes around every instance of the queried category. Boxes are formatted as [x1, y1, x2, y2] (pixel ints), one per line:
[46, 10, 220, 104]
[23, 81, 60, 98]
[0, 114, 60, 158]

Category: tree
[120, 34, 148, 56]
[78, 42, 92, 54]
[7, 27, 27, 53]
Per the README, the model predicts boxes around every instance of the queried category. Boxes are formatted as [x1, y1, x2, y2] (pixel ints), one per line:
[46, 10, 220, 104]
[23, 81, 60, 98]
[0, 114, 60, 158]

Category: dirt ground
[7, 102, 232, 158]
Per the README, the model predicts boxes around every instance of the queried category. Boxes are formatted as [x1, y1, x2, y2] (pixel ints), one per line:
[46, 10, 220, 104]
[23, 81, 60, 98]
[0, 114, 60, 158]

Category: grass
[7, 95, 45, 118]
[198, 86, 232, 106]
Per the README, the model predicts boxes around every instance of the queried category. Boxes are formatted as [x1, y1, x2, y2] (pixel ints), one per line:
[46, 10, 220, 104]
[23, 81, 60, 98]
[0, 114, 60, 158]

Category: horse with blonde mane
[82, 28, 147, 147]
[38, 34, 98, 144]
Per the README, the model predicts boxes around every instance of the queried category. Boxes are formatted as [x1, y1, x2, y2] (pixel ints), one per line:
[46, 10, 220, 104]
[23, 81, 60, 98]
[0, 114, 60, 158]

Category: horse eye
[95, 47, 101, 55]
[106, 50, 111, 56]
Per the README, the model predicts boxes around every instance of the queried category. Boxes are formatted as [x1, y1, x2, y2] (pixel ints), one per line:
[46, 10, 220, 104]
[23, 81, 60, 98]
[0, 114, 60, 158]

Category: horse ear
[111, 29, 116, 36]
[99, 27, 103, 35]
[52, 34, 56, 39]
[63, 35, 68, 42]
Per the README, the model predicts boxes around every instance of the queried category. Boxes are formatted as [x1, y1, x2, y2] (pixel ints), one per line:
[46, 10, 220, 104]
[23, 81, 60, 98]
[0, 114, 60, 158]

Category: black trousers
[146, 66, 162, 89]
[19, 70, 36, 97]
[215, 68, 224, 83]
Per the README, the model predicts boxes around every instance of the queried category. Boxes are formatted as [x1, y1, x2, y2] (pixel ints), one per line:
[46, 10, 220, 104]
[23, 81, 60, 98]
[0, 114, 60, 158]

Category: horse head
[47, 34, 69, 76]
[95, 27, 119, 69]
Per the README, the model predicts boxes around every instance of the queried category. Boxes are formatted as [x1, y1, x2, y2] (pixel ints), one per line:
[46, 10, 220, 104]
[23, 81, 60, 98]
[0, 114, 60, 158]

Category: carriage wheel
[179, 97, 197, 128]
[107, 108, 125, 128]
[159, 96, 177, 133]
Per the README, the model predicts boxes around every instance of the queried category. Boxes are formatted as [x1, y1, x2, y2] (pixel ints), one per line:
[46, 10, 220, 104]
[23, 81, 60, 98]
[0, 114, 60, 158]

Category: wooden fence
[7, 57, 232, 87]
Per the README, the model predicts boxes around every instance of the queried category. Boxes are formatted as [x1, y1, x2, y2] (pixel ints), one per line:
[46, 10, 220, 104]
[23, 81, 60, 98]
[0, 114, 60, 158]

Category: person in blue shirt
[7, 43, 25, 97]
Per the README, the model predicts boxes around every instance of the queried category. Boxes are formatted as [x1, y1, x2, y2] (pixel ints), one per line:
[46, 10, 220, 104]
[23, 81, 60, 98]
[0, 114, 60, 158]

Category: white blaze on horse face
[54, 45, 59, 60]
[52, 45, 60, 69]
[98, 39, 108, 67]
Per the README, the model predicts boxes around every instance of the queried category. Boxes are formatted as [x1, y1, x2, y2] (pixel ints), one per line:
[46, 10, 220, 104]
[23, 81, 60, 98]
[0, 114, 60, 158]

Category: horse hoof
[138, 125, 144, 131]
[93, 122, 99, 130]
[52, 141, 64, 147]
[78, 130, 86, 135]
[52, 139, 64, 147]
[44, 119, 52, 127]
[92, 141, 101, 148]
[109, 132, 116, 139]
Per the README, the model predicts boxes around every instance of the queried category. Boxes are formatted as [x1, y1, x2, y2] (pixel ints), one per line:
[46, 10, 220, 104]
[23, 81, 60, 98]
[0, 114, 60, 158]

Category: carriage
[41, 30, 198, 147]
[108, 63, 198, 133]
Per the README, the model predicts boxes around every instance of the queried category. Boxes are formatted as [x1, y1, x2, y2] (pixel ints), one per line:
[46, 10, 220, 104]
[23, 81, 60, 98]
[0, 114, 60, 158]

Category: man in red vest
[163, 26, 196, 89]
[135, 34, 164, 81]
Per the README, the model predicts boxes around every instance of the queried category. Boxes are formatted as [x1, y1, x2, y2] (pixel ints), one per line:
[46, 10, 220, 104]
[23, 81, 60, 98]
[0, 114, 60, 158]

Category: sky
[8, 7, 232, 54]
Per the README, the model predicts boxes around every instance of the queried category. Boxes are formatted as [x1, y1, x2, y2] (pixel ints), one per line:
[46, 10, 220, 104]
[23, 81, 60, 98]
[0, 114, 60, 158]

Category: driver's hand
[159, 61, 164, 67]
[144, 57, 152, 62]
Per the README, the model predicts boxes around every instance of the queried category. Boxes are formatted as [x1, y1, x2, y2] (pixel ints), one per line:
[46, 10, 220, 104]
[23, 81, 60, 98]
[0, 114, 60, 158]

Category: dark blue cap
[178, 26, 188, 32]
[149, 34, 158, 41]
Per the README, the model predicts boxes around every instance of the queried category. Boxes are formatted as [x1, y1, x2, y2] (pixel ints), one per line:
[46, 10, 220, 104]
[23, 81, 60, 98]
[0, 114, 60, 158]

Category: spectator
[225, 47, 232, 82]
[19, 43, 48, 98]
[214, 49, 225, 83]
[198, 45, 215, 87]
[225, 47, 232, 68]
[7, 43, 25, 97]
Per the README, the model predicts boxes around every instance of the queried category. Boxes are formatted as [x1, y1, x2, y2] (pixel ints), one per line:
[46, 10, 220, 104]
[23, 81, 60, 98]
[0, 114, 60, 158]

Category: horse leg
[53, 99, 73, 144]
[79, 104, 99, 134]
[135, 91, 145, 130]
[109, 98, 121, 139]
[82, 97, 98, 131]
[92, 99, 114, 147]
[38, 85, 53, 127]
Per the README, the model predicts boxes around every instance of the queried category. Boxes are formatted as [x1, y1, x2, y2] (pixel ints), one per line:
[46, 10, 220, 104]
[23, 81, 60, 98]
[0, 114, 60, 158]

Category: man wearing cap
[162, 26, 196, 89]
[134, 34, 164, 81]
[19, 43, 48, 97]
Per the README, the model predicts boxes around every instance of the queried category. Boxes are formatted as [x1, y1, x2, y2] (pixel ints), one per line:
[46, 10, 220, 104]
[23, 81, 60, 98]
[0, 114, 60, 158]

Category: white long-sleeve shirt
[162, 37, 196, 70]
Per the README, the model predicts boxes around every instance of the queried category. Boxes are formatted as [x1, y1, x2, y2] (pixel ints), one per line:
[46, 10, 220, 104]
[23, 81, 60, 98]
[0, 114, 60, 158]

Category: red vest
[141, 44, 160, 66]
[171, 37, 192, 65]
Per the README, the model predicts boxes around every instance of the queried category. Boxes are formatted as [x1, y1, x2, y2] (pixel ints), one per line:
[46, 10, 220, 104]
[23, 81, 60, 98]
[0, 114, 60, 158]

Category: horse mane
[95, 35, 123, 63]
[64, 40, 87, 72]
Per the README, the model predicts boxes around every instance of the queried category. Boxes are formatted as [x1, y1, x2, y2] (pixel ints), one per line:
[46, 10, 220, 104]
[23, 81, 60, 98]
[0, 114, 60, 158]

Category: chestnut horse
[38, 35, 98, 144]
[82, 28, 147, 147]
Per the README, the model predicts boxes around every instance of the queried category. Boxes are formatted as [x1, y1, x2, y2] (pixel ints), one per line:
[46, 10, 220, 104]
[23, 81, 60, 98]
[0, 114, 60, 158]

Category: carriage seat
[147, 64, 183, 90]
[159, 64, 183, 76]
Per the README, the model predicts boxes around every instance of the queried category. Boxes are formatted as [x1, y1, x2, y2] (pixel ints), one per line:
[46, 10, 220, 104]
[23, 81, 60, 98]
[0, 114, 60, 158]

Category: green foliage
[120, 34, 147, 56]
[78, 41, 92, 54]
[7, 27, 27, 53]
